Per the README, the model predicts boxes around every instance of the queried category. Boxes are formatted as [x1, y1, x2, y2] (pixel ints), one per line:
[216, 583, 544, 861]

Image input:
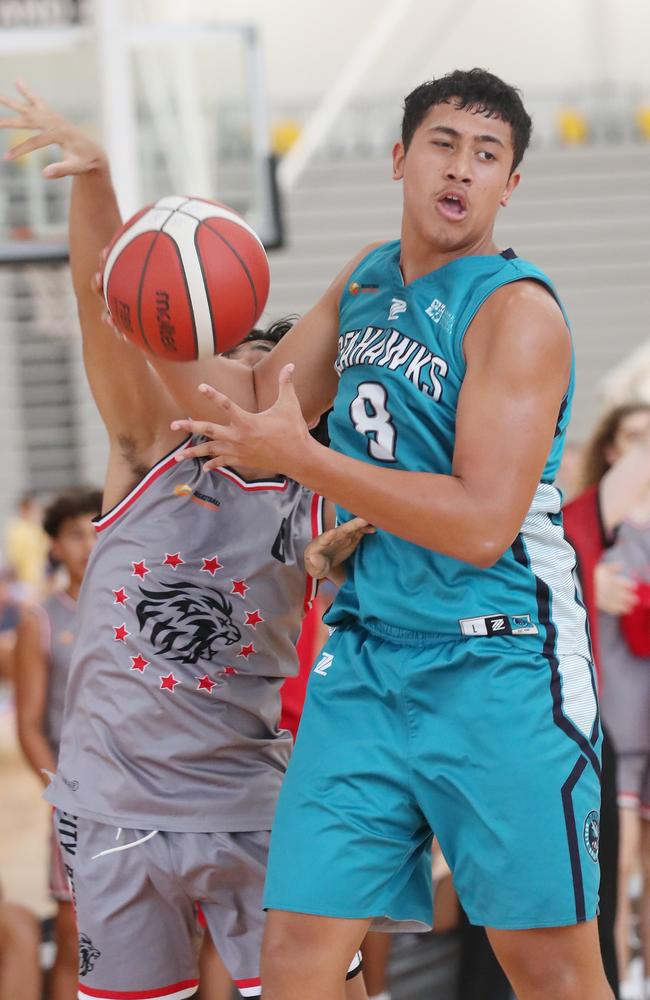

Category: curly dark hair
[43, 487, 103, 539]
[402, 68, 532, 171]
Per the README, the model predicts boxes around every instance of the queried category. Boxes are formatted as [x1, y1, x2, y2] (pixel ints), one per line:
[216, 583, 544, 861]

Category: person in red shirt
[564, 402, 650, 1000]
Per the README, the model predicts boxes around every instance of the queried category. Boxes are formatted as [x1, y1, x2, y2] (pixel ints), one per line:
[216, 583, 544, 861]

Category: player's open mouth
[436, 191, 468, 221]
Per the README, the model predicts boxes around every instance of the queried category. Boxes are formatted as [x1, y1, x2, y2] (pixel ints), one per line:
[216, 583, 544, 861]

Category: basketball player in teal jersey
[163, 70, 613, 999]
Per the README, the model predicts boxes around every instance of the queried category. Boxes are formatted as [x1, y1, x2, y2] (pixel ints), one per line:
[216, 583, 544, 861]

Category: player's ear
[392, 141, 405, 180]
[500, 169, 520, 207]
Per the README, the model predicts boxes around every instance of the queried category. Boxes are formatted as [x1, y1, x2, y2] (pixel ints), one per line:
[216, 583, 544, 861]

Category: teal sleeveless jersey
[326, 241, 590, 656]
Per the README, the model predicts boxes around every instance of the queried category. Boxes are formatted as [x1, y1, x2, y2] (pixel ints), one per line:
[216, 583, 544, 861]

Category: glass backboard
[0, 2, 282, 261]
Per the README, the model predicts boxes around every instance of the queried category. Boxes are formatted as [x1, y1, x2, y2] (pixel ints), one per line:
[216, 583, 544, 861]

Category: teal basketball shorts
[264, 621, 602, 931]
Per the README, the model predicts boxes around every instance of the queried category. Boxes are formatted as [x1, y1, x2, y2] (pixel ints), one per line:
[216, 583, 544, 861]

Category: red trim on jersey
[234, 979, 261, 989]
[95, 436, 192, 534]
[303, 494, 325, 612]
[214, 466, 288, 492]
[78, 980, 198, 999]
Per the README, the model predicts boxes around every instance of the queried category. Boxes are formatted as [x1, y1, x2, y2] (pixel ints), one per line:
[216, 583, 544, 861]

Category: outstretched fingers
[0, 94, 26, 115]
[4, 132, 55, 161]
[172, 437, 233, 466]
[14, 79, 39, 105]
[171, 417, 233, 440]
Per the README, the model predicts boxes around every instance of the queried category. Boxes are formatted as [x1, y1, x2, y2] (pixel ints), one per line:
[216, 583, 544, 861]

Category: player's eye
[478, 150, 496, 161]
[432, 140, 452, 148]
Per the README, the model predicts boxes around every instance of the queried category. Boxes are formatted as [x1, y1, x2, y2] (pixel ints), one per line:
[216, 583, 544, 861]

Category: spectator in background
[564, 402, 650, 1000]
[0, 886, 42, 1000]
[0, 569, 20, 683]
[4, 494, 48, 600]
[15, 487, 102, 1000]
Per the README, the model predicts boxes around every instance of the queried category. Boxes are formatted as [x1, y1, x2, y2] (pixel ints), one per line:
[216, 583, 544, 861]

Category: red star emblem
[113, 587, 129, 605]
[196, 674, 217, 693]
[163, 553, 184, 570]
[130, 654, 149, 673]
[231, 579, 249, 598]
[244, 610, 264, 629]
[237, 643, 256, 659]
[201, 555, 223, 576]
[131, 560, 150, 579]
[160, 672, 180, 692]
[223, 666, 238, 676]
[113, 624, 129, 642]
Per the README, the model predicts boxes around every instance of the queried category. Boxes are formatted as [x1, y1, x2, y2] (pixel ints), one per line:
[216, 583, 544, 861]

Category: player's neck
[232, 463, 282, 483]
[66, 579, 82, 601]
[399, 229, 498, 284]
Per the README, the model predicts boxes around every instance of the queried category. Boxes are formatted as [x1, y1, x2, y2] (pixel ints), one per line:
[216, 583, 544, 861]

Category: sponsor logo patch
[459, 613, 539, 637]
[349, 282, 379, 295]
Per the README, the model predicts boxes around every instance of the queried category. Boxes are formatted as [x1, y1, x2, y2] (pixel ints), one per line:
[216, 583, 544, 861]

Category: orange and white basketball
[102, 196, 270, 361]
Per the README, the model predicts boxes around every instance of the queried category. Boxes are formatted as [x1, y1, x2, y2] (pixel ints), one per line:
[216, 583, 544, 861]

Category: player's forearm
[292, 441, 512, 567]
[69, 157, 120, 310]
[16, 724, 57, 786]
[154, 355, 258, 422]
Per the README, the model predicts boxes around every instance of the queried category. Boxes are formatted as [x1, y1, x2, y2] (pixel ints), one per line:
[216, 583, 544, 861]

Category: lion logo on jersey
[136, 580, 241, 665]
[79, 933, 101, 977]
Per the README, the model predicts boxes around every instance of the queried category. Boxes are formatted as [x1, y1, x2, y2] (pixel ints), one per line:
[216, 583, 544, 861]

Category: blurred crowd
[0, 394, 649, 1000]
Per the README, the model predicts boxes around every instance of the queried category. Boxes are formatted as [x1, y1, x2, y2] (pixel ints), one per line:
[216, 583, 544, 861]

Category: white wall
[151, 0, 650, 103]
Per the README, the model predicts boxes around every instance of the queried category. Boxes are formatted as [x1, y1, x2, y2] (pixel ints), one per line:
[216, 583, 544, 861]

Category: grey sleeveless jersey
[45, 437, 324, 832]
[599, 520, 650, 754]
[37, 592, 77, 756]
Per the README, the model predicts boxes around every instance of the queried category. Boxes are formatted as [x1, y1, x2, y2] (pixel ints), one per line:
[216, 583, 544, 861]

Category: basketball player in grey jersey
[0, 87, 368, 1000]
[16, 487, 101, 1000]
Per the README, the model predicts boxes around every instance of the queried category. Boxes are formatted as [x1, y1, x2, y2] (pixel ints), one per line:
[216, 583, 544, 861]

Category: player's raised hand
[171, 364, 315, 477]
[0, 80, 106, 178]
[304, 517, 376, 580]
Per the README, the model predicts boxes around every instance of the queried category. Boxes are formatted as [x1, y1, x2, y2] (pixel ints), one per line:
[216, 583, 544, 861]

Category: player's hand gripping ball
[102, 196, 270, 361]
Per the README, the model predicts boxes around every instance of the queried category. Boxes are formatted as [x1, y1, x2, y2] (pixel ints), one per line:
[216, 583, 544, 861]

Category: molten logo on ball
[102, 196, 270, 361]
[155, 290, 177, 354]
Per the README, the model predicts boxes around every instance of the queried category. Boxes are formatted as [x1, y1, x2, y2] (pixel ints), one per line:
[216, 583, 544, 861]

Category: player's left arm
[305, 510, 375, 586]
[172, 281, 570, 567]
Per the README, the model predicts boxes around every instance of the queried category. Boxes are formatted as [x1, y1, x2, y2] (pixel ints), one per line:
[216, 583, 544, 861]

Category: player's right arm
[0, 83, 184, 508]
[14, 608, 57, 786]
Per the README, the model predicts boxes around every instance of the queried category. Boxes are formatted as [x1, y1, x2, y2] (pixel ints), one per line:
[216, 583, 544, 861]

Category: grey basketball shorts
[617, 752, 650, 819]
[55, 811, 269, 1000]
[55, 812, 362, 999]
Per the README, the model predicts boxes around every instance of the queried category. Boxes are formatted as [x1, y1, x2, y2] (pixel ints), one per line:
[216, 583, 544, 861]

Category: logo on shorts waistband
[583, 810, 600, 863]
[314, 651, 334, 676]
[458, 613, 539, 637]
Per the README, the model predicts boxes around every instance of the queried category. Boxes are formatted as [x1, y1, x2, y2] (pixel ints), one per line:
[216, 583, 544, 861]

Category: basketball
[102, 195, 270, 361]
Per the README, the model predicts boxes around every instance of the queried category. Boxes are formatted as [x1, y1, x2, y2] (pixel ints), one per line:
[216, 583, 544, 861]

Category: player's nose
[444, 152, 473, 184]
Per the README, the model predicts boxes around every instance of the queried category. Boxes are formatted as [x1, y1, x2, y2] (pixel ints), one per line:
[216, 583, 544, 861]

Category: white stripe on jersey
[520, 484, 591, 661]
